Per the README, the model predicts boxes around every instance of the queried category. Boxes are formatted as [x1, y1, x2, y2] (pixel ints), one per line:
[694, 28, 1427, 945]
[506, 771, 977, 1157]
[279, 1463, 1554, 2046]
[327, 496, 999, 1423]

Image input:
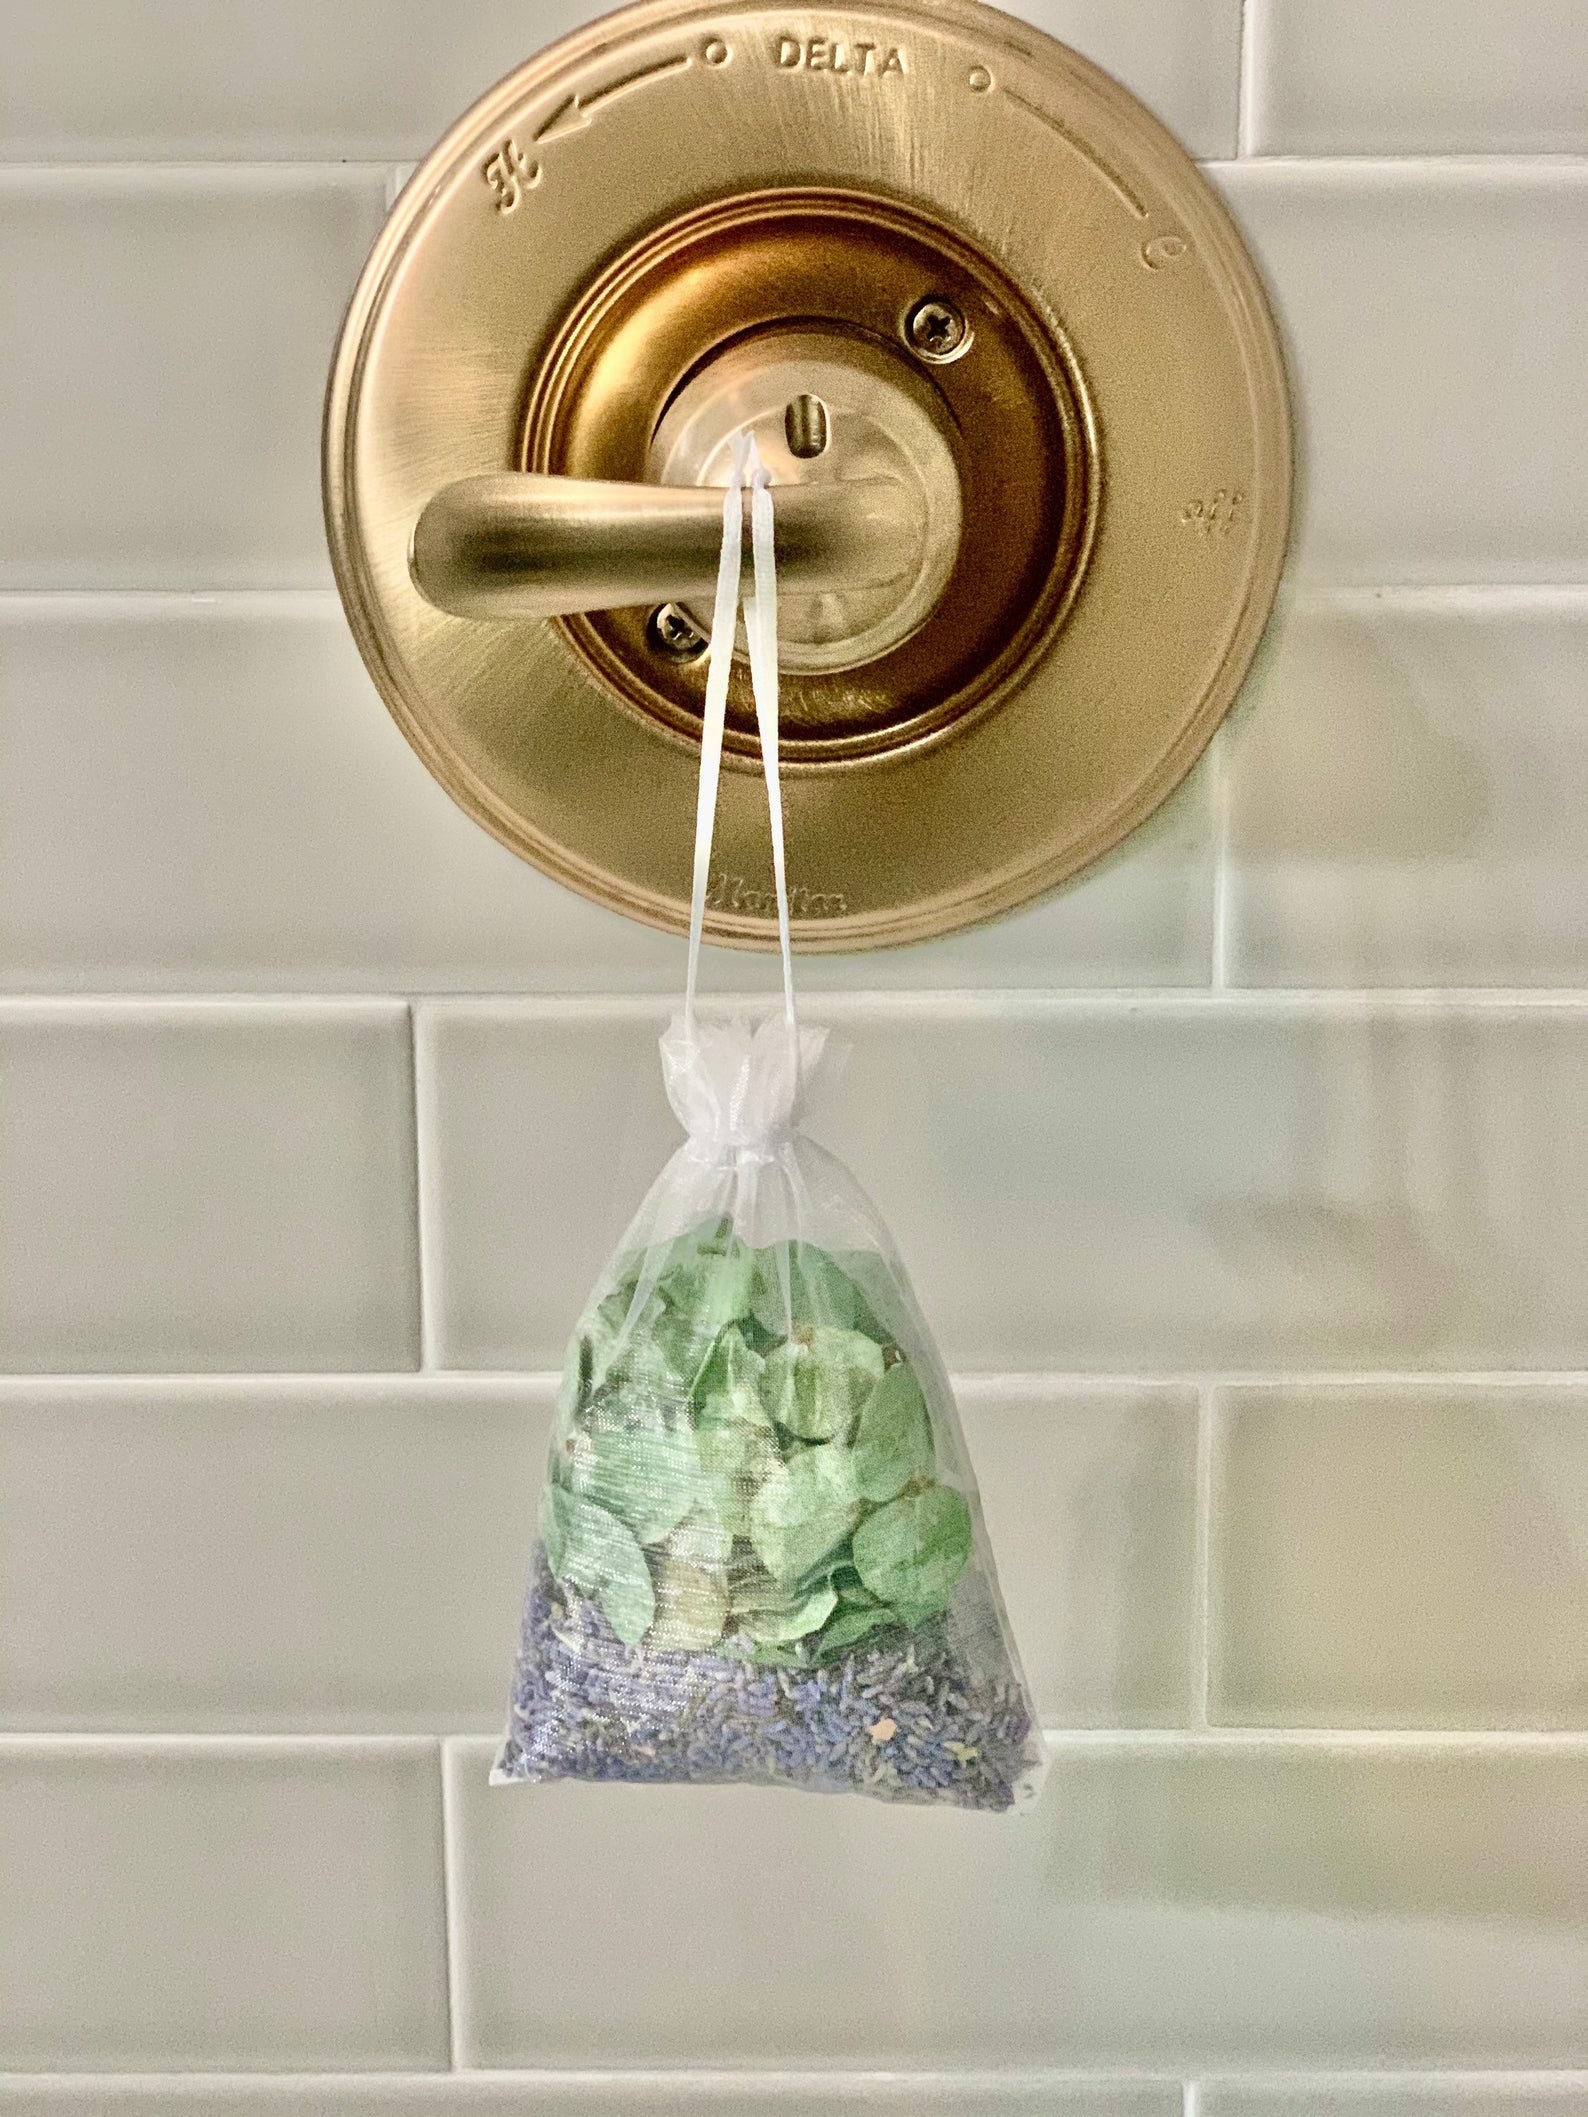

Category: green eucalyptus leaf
[749, 1442, 860, 1583]
[851, 1358, 935, 1502]
[750, 1241, 873, 1338]
[815, 1601, 901, 1657]
[667, 1501, 734, 1574]
[736, 1580, 838, 1644]
[553, 1332, 586, 1447]
[567, 1420, 701, 1546]
[892, 1590, 952, 1628]
[697, 1415, 780, 1537]
[751, 1638, 815, 1668]
[539, 1480, 569, 1577]
[693, 1324, 769, 1429]
[851, 1484, 972, 1612]
[544, 1485, 656, 1646]
[664, 1236, 755, 1340]
[728, 1559, 781, 1612]
[648, 1554, 728, 1650]
[761, 1326, 885, 1441]
[829, 1248, 903, 1345]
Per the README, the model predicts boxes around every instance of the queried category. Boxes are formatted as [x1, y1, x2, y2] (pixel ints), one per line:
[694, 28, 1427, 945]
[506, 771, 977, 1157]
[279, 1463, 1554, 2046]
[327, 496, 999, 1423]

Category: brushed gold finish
[410, 472, 927, 623]
[323, 0, 1291, 951]
[646, 328, 965, 673]
[525, 187, 1086, 760]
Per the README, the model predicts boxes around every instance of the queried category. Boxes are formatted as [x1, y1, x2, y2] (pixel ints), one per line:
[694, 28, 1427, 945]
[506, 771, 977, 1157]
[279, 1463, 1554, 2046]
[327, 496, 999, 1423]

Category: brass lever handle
[409, 473, 927, 622]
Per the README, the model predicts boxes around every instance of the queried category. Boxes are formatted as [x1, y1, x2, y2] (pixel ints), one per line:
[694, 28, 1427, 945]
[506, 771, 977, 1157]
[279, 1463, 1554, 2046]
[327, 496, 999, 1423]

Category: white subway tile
[0, 600, 1213, 993]
[1213, 166, 1588, 584]
[0, 1, 602, 160]
[998, 0, 1241, 157]
[0, 1741, 448, 2069]
[447, 1738, 1588, 2067]
[0, 0, 1239, 162]
[0, 1376, 1189, 1733]
[0, 171, 385, 589]
[0, 2075, 1183, 2114]
[966, 1383, 1199, 1724]
[0, 1004, 418, 1372]
[1211, 1383, 1588, 1729]
[420, 1001, 1588, 1374]
[1225, 597, 1588, 988]
[1248, 0, 1588, 153]
[0, 1379, 545, 1731]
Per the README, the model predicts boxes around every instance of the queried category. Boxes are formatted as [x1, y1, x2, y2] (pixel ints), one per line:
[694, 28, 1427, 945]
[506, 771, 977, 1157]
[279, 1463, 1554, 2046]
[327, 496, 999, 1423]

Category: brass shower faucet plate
[324, 0, 1290, 950]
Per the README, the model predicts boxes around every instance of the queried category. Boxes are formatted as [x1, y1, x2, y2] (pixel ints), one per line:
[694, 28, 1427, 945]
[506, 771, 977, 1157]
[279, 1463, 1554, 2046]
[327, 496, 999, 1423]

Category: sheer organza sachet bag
[494, 441, 1044, 1811]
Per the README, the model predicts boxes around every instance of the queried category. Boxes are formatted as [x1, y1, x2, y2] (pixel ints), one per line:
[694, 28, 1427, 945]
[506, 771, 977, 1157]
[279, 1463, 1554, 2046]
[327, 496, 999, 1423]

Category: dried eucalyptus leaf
[751, 1638, 815, 1668]
[852, 1484, 972, 1611]
[815, 1601, 900, 1657]
[668, 1501, 734, 1574]
[649, 1554, 728, 1650]
[851, 1358, 935, 1502]
[737, 1580, 838, 1644]
[761, 1326, 885, 1441]
[749, 1442, 861, 1583]
[751, 1241, 869, 1338]
[698, 1415, 779, 1536]
[553, 1332, 586, 1446]
[545, 1485, 656, 1646]
[694, 1323, 769, 1428]
[539, 1480, 569, 1577]
[829, 1248, 903, 1344]
[567, 1421, 700, 1547]
[664, 1237, 755, 1339]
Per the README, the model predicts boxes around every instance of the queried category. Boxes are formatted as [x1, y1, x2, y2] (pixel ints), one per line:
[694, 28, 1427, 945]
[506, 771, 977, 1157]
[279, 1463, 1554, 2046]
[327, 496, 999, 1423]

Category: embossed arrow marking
[534, 53, 692, 146]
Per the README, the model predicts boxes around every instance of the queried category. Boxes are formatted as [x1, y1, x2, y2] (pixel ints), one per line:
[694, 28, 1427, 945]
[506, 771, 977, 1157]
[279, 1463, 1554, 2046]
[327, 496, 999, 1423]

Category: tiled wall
[1, 0, 1586, 2108]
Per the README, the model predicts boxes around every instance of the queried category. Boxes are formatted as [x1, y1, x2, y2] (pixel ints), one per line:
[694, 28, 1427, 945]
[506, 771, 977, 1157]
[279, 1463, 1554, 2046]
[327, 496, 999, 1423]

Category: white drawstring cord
[681, 432, 797, 1039]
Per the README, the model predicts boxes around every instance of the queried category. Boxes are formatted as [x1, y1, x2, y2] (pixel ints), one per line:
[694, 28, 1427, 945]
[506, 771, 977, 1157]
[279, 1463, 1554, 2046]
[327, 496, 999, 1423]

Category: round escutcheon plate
[323, 0, 1291, 951]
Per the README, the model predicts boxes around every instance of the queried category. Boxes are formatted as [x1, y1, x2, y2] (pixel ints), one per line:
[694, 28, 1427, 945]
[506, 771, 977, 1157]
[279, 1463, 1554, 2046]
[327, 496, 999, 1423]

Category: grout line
[439, 1726, 1588, 1753]
[0, 158, 396, 184]
[0, 1732, 438, 1754]
[437, 1741, 466, 2070]
[1184, 2080, 1202, 2117]
[0, 993, 413, 1021]
[1, 582, 1586, 615]
[957, 1369, 1588, 1395]
[0, 587, 343, 617]
[1041, 1727, 1588, 1750]
[1235, 0, 1257, 156]
[1203, 151, 1588, 174]
[1208, 728, 1232, 992]
[1189, 1385, 1217, 1731]
[411, 1005, 440, 1374]
[1285, 582, 1588, 611]
[1192, 2072, 1588, 2092]
[0, 2072, 1200, 2095]
[408, 988, 1588, 1021]
[4, 1368, 1588, 1395]
[19, 983, 1588, 1018]
[0, 2072, 1572, 2104]
[7, 1726, 1588, 1754]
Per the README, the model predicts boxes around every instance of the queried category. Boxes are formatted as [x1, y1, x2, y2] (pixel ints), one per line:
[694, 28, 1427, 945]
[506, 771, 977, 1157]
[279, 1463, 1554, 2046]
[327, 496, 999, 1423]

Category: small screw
[903, 295, 972, 364]
[784, 392, 829, 459]
[647, 602, 709, 661]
